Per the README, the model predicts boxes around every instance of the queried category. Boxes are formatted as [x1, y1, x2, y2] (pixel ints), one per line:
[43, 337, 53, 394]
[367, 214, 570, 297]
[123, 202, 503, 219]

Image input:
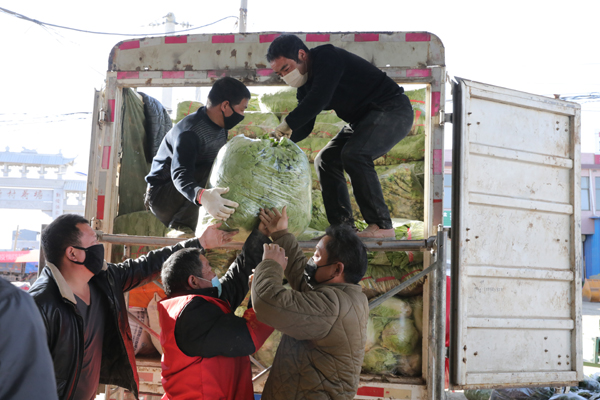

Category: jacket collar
[46, 259, 109, 304]
[169, 286, 218, 299]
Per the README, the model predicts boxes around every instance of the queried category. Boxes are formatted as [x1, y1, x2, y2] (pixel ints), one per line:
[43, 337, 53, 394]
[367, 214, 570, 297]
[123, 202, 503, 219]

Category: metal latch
[440, 110, 453, 125]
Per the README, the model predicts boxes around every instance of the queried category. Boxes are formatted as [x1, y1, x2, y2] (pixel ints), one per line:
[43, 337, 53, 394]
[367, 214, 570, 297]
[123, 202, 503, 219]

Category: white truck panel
[450, 78, 582, 389]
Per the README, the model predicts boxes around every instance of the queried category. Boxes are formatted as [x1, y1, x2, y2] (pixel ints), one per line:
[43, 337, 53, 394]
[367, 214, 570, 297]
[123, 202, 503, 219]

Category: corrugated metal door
[449, 78, 582, 389]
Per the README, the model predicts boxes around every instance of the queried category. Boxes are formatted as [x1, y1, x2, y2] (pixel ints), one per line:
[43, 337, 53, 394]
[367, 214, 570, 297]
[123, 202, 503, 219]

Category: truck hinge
[440, 110, 453, 125]
[98, 109, 107, 127]
[91, 218, 102, 231]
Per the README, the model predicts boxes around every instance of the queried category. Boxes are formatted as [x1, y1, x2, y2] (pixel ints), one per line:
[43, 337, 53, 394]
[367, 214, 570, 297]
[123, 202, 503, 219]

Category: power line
[0, 7, 238, 37]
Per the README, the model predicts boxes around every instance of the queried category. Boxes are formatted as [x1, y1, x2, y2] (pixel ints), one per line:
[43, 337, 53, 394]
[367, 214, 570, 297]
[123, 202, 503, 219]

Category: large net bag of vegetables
[196, 135, 312, 241]
[362, 296, 423, 377]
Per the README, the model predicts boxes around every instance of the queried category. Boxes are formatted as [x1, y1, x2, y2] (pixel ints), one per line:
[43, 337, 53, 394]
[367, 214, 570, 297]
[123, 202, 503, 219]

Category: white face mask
[282, 68, 308, 88]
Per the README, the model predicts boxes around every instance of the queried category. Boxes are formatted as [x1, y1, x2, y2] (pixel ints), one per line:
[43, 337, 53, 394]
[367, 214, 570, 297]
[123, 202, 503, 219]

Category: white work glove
[198, 187, 239, 221]
[273, 117, 292, 139]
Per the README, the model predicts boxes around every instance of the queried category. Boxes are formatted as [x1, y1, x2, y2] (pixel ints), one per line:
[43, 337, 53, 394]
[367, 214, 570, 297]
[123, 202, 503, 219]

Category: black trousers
[145, 181, 199, 231]
[314, 94, 414, 229]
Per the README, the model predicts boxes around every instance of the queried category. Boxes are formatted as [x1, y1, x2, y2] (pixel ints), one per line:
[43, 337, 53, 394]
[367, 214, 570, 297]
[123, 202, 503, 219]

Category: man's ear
[187, 275, 198, 289]
[335, 262, 345, 278]
[298, 49, 307, 62]
[220, 100, 230, 113]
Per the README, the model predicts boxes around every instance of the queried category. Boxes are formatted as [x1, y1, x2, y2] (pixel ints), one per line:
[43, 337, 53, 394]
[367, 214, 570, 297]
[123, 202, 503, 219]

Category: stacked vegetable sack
[464, 374, 600, 400]
[213, 88, 426, 378]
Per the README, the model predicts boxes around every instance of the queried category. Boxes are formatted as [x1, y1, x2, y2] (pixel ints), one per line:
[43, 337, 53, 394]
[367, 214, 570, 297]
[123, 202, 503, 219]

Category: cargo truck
[85, 31, 582, 400]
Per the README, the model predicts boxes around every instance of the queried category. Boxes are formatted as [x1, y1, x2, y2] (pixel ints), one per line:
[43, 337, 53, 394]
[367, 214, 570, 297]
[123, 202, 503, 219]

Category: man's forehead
[316, 235, 330, 251]
[271, 57, 291, 71]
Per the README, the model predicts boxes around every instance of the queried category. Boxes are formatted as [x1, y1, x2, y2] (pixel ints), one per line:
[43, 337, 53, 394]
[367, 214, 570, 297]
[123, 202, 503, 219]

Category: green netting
[118, 89, 152, 216]
[226, 112, 280, 140]
[260, 88, 298, 116]
[247, 93, 260, 112]
[198, 136, 312, 241]
[405, 88, 426, 137]
[362, 296, 423, 376]
[110, 210, 168, 262]
[175, 101, 203, 123]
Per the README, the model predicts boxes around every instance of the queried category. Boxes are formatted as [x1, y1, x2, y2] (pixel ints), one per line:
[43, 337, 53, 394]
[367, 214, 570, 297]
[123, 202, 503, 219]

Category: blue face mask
[197, 275, 222, 297]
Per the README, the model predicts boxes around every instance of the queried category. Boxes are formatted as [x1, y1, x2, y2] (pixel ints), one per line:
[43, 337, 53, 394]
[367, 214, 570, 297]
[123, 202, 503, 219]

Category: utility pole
[12, 225, 19, 251]
[239, 0, 248, 33]
[148, 13, 192, 114]
[162, 13, 176, 113]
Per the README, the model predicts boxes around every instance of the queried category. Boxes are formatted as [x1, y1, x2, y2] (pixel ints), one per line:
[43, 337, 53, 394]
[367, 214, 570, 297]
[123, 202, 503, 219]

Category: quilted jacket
[252, 232, 369, 400]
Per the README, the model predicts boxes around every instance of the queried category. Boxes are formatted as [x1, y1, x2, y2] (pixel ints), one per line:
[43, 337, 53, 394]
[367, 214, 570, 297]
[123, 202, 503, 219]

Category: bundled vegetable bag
[362, 296, 423, 377]
[196, 135, 312, 240]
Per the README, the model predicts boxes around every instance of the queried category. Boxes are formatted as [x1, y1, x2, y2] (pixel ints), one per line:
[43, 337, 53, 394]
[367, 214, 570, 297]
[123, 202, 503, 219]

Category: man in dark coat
[145, 76, 250, 236]
[29, 213, 234, 400]
[0, 276, 58, 400]
[267, 34, 414, 239]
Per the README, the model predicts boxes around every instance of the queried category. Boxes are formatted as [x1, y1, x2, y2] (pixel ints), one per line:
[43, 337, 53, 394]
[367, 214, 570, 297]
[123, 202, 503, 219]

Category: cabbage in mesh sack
[197, 135, 312, 240]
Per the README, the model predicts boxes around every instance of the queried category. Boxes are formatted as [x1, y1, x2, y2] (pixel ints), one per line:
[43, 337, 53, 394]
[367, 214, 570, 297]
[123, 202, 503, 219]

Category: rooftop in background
[1, 147, 75, 167]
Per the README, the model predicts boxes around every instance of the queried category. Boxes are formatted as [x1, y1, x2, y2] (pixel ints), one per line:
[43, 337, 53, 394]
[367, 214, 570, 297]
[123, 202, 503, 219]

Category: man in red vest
[158, 229, 274, 399]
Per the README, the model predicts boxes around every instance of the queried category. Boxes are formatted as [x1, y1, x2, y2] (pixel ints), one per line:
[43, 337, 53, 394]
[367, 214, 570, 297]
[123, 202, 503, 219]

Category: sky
[0, 0, 599, 248]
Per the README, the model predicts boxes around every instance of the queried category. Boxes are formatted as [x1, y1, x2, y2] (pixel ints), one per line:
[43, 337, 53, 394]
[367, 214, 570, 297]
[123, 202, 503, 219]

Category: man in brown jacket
[252, 207, 369, 400]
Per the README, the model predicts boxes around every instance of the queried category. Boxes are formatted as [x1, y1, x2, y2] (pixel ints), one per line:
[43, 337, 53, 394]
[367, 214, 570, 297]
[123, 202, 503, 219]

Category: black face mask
[303, 258, 337, 289]
[72, 244, 105, 275]
[222, 105, 245, 130]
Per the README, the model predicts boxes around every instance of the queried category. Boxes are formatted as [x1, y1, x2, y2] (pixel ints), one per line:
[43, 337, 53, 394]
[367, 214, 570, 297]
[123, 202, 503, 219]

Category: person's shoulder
[0, 277, 26, 303]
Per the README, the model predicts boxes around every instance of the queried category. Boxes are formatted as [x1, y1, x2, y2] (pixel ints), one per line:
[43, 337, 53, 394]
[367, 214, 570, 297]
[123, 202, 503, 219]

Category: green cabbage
[227, 112, 279, 139]
[362, 346, 398, 374]
[371, 298, 413, 319]
[198, 135, 312, 241]
[464, 389, 493, 400]
[381, 318, 420, 355]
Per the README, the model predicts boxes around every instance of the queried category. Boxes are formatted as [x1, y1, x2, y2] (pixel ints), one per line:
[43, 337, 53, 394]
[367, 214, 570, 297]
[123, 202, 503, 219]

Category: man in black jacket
[29, 213, 235, 400]
[0, 277, 58, 400]
[158, 229, 274, 399]
[267, 34, 414, 239]
[145, 76, 251, 237]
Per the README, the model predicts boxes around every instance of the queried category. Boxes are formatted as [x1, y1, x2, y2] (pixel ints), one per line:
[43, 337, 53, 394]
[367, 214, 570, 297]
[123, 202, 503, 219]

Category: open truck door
[449, 78, 583, 389]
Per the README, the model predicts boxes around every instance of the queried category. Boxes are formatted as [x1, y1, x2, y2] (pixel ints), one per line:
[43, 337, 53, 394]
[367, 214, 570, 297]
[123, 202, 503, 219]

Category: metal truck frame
[86, 31, 582, 400]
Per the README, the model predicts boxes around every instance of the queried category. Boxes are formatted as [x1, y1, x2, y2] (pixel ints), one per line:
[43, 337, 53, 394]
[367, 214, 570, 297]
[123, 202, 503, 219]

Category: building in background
[0, 148, 86, 283]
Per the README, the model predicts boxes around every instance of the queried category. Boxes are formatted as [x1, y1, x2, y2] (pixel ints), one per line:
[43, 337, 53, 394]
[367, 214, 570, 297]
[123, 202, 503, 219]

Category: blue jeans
[314, 94, 414, 229]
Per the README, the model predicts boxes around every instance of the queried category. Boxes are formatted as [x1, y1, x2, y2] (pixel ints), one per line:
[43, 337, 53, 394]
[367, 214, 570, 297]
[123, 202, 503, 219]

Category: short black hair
[324, 225, 368, 284]
[266, 34, 309, 63]
[161, 247, 206, 296]
[207, 76, 251, 107]
[42, 214, 89, 268]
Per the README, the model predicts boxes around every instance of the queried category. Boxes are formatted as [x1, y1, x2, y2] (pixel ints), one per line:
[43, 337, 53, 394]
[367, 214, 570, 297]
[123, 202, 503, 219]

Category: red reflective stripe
[357, 387, 385, 396]
[212, 34, 235, 43]
[162, 71, 185, 79]
[355, 33, 379, 42]
[306, 33, 330, 42]
[139, 372, 154, 382]
[375, 276, 397, 282]
[101, 146, 111, 169]
[433, 149, 443, 175]
[260, 33, 280, 43]
[407, 69, 431, 78]
[117, 71, 139, 79]
[97, 195, 105, 220]
[108, 99, 115, 122]
[165, 36, 187, 44]
[406, 33, 431, 42]
[432, 91, 441, 115]
[257, 68, 273, 76]
[119, 40, 140, 50]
